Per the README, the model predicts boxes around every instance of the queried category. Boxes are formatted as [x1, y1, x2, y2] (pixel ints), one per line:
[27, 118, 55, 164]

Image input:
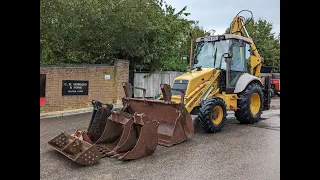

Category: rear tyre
[198, 97, 227, 133]
[235, 83, 264, 124]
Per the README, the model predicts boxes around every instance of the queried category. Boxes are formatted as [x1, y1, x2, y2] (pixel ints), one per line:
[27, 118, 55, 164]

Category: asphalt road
[40, 97, 280, 180]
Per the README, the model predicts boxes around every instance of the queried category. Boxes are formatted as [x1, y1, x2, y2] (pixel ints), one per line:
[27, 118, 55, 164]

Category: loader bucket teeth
[48, 133, 101, 166]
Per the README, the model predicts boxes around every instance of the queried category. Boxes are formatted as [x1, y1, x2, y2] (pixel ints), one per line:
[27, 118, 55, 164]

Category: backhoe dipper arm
[230, 16, 262, 77]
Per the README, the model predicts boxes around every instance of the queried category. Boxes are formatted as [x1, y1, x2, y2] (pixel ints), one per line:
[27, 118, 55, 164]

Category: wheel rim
[250, 93, 261, 115]
[212, 106, 223, 125]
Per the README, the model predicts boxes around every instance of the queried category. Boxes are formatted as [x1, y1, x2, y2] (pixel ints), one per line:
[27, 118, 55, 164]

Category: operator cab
[194, 34, 253, 93]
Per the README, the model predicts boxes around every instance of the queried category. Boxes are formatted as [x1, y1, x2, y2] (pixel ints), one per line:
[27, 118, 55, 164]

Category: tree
[40, 0, 206, 72]
[179, 21, 210, 56]
[225, 18, 280, 72]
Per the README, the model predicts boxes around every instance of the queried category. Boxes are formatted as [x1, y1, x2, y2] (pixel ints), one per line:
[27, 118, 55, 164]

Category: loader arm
[183, 69, 220, 113]
[229, 14, 262, 77]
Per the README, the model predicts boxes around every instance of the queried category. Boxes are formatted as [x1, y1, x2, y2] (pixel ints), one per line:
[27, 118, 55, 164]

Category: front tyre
[198, 97, 227, 133]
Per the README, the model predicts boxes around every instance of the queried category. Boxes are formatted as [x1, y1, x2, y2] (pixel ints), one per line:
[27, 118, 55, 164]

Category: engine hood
[175, 68, 215, 81]
[172, 68, 216, 98]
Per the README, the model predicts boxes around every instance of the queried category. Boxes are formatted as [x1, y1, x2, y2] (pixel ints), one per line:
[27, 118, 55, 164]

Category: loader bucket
[121, 82, 194, 147]
[48, 132, 101, 166]
[47, 100, 113, 165]
[121, 98, 193, 146]
[94, 110, 159, 161]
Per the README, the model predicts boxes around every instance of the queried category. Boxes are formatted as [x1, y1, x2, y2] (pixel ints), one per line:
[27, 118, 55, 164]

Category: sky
[164, 0, 280, 36]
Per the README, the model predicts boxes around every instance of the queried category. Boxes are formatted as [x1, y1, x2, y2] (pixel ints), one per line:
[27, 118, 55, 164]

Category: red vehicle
[260, 66, 280, 98]
[270, 73, 280, 97]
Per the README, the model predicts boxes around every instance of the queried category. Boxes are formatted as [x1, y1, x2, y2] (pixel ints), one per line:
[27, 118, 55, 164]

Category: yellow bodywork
[170, 68, 238, 113]
[215, 92, 238, 111]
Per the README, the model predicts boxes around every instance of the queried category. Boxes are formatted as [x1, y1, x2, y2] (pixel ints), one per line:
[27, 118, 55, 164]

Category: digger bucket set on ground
[48, 82, 194, 166]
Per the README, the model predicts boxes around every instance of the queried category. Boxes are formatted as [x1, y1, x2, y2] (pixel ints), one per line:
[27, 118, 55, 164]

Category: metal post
[189, 34, 193, 73]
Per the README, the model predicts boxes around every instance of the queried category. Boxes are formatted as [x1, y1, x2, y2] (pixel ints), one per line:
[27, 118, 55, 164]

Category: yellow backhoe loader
[48, 10, 271, 165]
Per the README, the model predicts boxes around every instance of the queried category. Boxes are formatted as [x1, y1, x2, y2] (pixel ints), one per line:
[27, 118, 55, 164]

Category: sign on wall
[104, 74, 110, 80]
[62, 80, 89, 96]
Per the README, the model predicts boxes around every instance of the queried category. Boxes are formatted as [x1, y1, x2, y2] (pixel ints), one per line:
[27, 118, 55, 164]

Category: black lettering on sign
[62, 80, 89, 96]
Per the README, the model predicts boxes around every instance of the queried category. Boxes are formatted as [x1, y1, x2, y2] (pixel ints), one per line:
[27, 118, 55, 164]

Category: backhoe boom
[230, 16, 262, 77]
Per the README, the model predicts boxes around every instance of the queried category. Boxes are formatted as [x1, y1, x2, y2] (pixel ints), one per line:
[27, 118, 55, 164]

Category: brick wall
[40, 60, 129, 113]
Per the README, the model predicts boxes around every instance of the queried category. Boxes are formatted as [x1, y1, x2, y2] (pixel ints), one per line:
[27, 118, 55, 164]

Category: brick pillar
[114, 59, 130, 105]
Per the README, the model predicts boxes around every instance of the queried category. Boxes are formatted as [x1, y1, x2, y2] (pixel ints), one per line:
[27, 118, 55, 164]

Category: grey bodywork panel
[234, 73, 262, 93]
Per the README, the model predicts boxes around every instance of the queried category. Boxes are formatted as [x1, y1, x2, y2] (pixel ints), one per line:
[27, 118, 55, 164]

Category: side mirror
[223, 53, 233, 58]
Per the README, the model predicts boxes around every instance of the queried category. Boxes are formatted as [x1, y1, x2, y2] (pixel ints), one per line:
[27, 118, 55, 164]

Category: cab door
[226, 39, 246, 93]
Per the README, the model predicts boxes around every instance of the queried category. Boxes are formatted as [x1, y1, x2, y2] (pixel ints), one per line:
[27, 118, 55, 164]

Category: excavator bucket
[48, 100, 113, 165]
[87, 100, 113, 142]
[48, 130, 101, 166]
[120, 82, 194, 147]
[94, 110, 159, 161]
